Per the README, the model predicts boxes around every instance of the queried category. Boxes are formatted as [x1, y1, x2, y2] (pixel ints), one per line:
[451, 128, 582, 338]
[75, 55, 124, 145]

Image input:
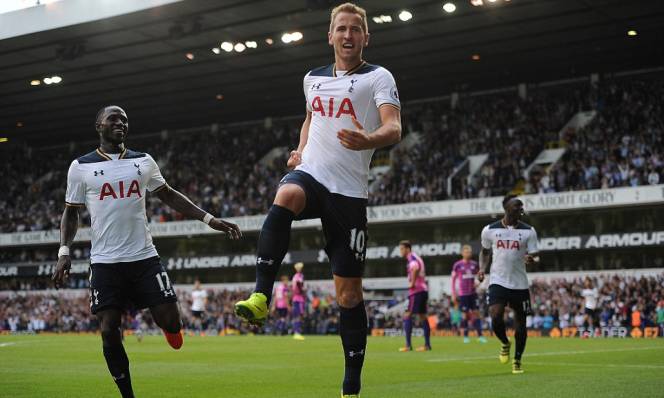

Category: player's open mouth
[342, 43, 354, 49]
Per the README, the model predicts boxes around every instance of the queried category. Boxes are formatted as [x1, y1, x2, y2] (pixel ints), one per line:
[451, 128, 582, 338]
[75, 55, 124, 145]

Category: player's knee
[274, 184, 306, 214]
[100, 325, 121, 344]
[337, 289, 363, 308]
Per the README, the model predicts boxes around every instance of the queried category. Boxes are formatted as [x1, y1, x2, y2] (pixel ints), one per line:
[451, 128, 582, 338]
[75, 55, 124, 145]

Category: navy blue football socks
[254, 205, 295, 304]
[340, 301, 368, 395]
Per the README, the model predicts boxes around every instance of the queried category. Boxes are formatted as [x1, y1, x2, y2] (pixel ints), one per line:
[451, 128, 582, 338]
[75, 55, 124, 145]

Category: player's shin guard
[339, 302, 368, 395]
[403, 317, 412, 348]
[254, 205, 294, 304]
[421, 318, 431, 348]
[491, 315, 509, 345]
[103, 344, 134, 398]
[514, 323, 527, 361]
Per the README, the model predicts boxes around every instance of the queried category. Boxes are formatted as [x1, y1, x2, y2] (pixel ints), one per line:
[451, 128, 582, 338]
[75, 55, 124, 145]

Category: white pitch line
[426, 346, 664, 363]
[527, 361, 664, 370]
[0, 342, 16, 347]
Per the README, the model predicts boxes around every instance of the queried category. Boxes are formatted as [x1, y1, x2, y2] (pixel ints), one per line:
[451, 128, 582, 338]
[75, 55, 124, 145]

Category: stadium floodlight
[212, 47, 221, 54]
[372, 16, 383, 24]
[185, 52, 194, 60]
[43, 77, 53, 85]
[471, 0, 483, 6]
[487, 0, 497, 2]
[281, 33, 293, 43]
[245, 41, 258, 48]
[291, 31, 303, 42]
[30, 80, 41, 86]
[380, 15, 392, 23]
[443, 2, 456, 13]
[627, 30, 637, 36]
[234, 43, 246, 52]
[221, 42, 234, 52]
[50, 76, 62, 83]
[0, 138, 8, 143]
[265, 38, 274, 45]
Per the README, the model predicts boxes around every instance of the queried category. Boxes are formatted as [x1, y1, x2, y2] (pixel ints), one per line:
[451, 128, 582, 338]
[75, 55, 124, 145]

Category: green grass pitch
[1, 334, 663, 397]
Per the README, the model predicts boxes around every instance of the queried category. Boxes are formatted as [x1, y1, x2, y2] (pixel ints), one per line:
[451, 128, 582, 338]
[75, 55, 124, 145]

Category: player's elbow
[391, 122, 402, 144]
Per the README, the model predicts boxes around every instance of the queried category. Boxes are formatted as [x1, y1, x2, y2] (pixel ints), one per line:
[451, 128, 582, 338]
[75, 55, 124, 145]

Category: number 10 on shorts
[349, 228, 366, 261]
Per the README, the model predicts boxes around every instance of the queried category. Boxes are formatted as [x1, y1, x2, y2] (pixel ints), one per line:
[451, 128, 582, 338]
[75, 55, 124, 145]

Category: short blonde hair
[330, 2, 368, 34]
[294, 262, 304, 272]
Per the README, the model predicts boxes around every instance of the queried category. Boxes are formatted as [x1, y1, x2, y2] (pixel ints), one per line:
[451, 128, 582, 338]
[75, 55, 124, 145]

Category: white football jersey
[65, 148, 166, 264]
[191, 289, 207, 312]
[297, 62, 400, 198]
[480, 220, 539, 290]
[582, 288, 599, 310]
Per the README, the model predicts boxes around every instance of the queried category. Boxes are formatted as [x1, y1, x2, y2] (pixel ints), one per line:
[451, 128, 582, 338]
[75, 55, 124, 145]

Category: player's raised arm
[287, 111, 312, 169]
[155, 185, 242, 239]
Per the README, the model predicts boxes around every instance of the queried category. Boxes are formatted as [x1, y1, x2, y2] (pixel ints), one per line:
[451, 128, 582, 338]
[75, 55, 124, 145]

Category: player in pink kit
[272, 275, 290, 335]
[399, 241, 431, 352]
[451, 245, 487, 344]
[291, 262, 306, 340]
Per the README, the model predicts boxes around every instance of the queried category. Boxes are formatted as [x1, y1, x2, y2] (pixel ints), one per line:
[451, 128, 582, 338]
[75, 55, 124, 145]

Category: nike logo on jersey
[99, 180, 142, 200]
[310, 96, 356, 119]
[134, 163, 142, 175]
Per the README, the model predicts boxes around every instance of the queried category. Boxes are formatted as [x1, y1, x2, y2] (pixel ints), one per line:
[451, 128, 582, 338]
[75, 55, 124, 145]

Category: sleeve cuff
[150, 184, 168, 193]
[65, 202, 85, 207]
[377, 102, 401, 110]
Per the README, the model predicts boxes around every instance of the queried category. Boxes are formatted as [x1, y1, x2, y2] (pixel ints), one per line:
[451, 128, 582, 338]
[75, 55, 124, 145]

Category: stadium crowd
[2, 274, 662, 337]
[1, 75, 663, 236]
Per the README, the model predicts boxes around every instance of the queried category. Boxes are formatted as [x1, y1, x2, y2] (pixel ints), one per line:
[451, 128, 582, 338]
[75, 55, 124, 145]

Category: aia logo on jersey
[99, 180, 142, 200]
[496, 240, 520, 250]
[310, 96, 356, 119]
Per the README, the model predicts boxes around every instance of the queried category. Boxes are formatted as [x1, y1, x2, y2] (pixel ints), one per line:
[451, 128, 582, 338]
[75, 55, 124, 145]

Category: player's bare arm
[155, 185, 242, 239]
[287, 111, 312, 169]
[409, 267, 419, 289]
[478, 248, 491, 283]
[51, 205, 80, 288]
[337, 105, 401, 151]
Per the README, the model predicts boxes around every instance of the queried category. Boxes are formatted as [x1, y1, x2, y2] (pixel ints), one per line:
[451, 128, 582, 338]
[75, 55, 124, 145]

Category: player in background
[234, 3, 401, 396]
[191, 280, 208, 334]
[451, 245, 487, 344]
[51, 105, 242, 398]
[272, 275, 291, 335]
[398, 241, 431, 352]
[292, 262, 306, 340]
[478, 194, 539, 375]
[581, 278, 599, 331]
